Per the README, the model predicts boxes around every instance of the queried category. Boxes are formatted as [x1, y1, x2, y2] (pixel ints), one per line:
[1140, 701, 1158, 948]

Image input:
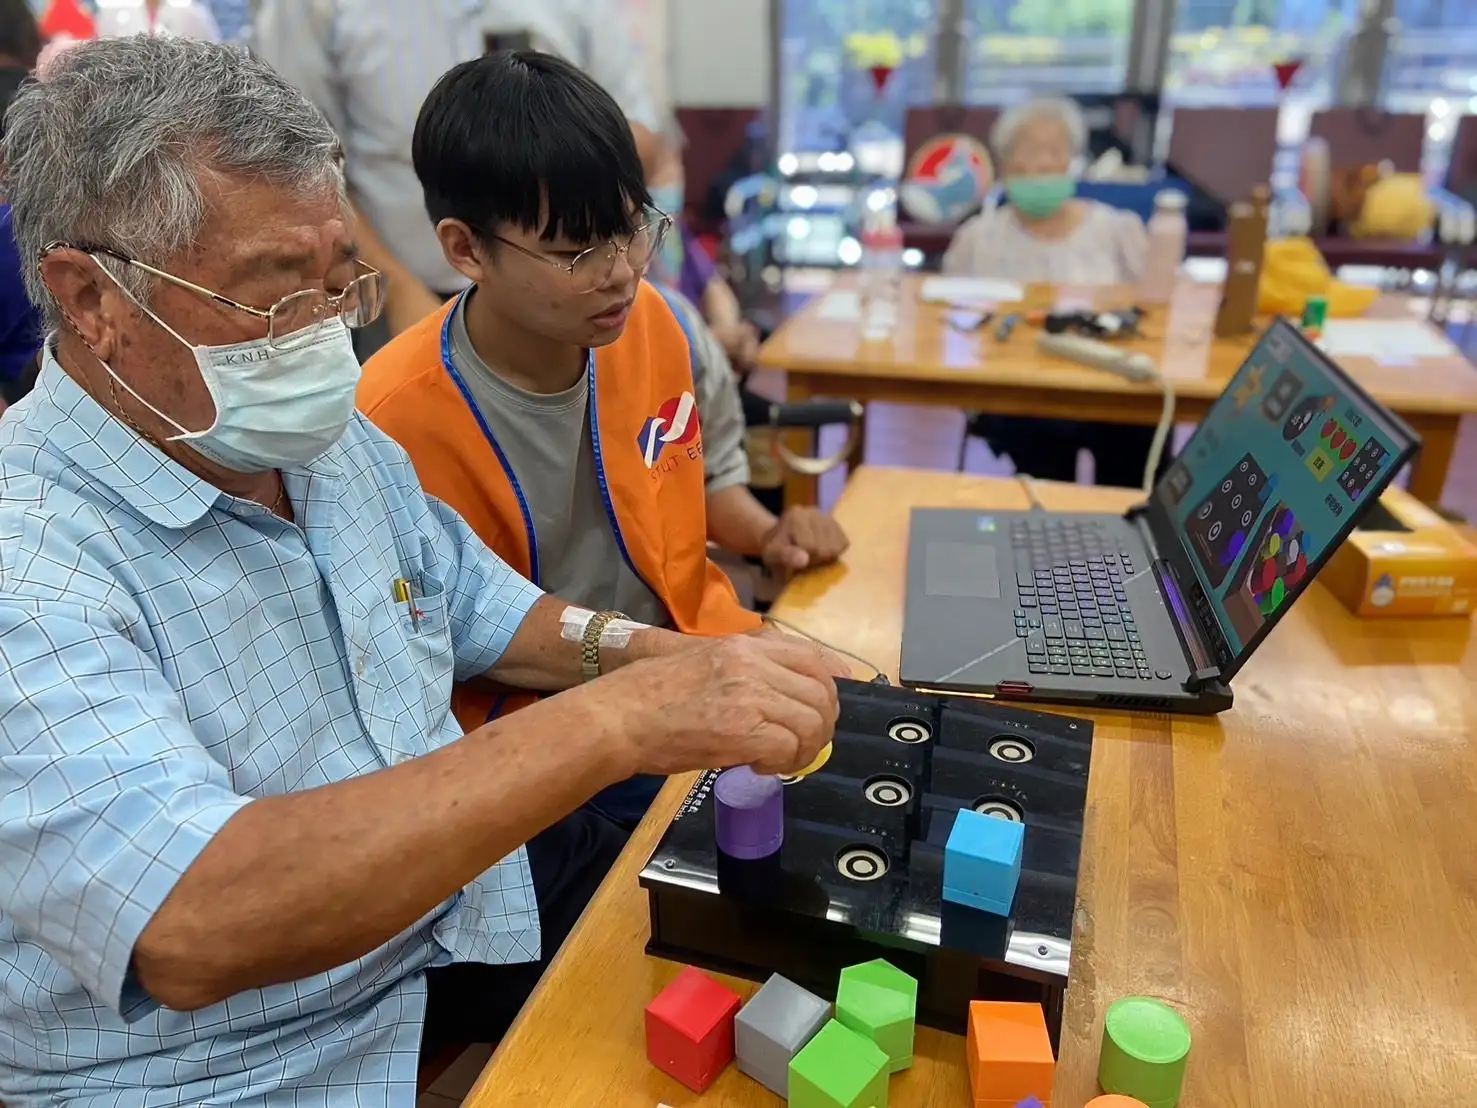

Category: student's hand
[711, 320, 761, 371]
[760, 506, 850, 574]
[597, 633, 839, 777]
[385, 279, 445, 337]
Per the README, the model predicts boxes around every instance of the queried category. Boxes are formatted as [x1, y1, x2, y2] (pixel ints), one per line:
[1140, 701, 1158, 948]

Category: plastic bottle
[1139, 190, 1188, 306]
[859, 209, 905, 341]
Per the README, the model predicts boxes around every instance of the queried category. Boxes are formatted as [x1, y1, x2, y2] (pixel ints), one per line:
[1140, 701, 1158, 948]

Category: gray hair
[2, 35, 344, 330]
[990, 97, 1088, 164]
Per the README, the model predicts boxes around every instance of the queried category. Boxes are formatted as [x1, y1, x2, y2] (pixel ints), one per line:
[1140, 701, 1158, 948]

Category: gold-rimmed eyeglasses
[478, 211, 672, 295]
[40, 242, 387, 350]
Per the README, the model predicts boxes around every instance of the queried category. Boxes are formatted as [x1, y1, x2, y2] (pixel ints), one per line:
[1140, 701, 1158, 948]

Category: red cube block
[644, 966, 743, 1092]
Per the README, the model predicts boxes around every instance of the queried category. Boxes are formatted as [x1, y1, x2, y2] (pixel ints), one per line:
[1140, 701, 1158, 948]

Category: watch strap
[581, 610, 626, 682]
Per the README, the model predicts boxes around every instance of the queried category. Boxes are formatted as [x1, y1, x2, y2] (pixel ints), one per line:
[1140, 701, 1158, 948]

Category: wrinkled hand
[760, 506, 850, 574]
[711, 320, 761, 371]
[385, 279, 445, 337]
[751, 624, 856, 682]
[598, 633, 839, 777]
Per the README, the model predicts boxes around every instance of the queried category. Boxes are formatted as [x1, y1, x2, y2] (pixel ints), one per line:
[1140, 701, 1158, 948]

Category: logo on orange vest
[638, 391, 702, 469]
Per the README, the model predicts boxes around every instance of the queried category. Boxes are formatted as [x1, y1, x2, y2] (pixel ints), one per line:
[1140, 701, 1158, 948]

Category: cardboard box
[1321, 487, 1477, 617]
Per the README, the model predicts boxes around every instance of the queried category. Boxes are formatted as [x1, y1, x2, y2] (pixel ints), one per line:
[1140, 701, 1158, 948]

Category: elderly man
[253, 0, 660, 351]
[0, 37, 838, 1107]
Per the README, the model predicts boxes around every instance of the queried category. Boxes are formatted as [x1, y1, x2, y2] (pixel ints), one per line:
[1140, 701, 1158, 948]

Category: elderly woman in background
[637, 123, 761, 371]
[944, 96, 1157, 488]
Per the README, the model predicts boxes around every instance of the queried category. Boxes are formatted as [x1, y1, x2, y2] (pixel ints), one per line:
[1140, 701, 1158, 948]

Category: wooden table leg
[1406, 415, 1461, 505]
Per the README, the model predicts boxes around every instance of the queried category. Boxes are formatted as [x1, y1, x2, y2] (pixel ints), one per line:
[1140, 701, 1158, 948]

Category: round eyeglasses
[486, 213, 672, 295]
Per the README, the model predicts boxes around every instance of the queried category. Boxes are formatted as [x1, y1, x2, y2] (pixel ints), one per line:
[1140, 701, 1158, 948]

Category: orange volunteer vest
[358, 281, 761, 730]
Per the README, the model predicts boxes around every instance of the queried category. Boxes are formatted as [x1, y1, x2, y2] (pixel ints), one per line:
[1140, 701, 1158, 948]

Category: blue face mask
[648, 183, 687, 283]
[649, 183, 685, 219]
[101, 266, 361, 472]
[1005, 174, 1077, 221]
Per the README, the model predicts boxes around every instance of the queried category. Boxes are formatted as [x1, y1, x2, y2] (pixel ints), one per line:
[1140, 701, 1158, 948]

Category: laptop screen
[1153, 319, 1418, 664]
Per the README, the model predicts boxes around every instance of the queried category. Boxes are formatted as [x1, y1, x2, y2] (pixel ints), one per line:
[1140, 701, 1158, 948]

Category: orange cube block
[965, 1001, 1056, 1107]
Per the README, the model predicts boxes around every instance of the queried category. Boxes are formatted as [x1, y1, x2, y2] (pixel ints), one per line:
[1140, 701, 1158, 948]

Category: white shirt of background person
[94, 0, 222, 42]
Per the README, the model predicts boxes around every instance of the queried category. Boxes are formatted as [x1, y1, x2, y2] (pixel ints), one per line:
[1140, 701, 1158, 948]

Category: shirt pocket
[402, 570, 455, 733]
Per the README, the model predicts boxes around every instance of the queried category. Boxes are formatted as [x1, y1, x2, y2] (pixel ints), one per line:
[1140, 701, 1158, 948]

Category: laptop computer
[899, 318, 1420, 714]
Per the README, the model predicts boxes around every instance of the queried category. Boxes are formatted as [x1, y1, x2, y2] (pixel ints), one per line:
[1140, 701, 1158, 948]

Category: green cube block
[835, 959, 918, 1073]
[788, 1019, 890, 1108]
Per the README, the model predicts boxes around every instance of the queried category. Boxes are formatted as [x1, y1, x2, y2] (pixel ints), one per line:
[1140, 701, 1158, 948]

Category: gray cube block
[735, 973, 831, 1098]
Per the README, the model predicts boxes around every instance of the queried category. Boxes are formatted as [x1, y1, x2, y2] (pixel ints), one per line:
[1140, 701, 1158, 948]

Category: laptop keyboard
[1009, 518, 1158, 681]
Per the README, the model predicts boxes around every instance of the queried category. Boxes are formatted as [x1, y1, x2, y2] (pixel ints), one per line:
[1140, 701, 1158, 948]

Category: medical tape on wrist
[559, 606, 595, 642]
[597, 618, 650, 649]
[558, 607, 650, 648]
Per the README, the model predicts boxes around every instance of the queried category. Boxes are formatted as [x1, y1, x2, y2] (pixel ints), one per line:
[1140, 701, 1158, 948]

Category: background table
[759, 277, 1477, 507]
[467, 467, 1477, 1108]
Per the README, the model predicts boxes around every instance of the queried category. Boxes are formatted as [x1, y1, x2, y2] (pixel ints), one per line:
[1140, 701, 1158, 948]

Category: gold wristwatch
[581, 611, 627, 683]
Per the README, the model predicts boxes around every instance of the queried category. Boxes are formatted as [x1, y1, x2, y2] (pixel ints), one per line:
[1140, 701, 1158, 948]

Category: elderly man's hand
[591, 633, 839, 778]
[760, 506, 849, 574]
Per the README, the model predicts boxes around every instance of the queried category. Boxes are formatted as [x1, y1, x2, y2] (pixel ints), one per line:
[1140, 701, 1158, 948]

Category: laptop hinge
[1126, 503, 1228, 690]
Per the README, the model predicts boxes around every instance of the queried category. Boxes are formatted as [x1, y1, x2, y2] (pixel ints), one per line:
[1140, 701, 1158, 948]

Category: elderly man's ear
[39, 249, 129, 361]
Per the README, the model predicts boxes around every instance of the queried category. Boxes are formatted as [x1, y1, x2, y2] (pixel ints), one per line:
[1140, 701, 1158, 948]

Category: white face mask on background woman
[96, 266, 364, 473]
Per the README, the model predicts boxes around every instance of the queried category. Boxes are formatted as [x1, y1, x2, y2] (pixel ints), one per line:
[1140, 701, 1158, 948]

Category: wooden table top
[466, 467, 1477, 1108]
[758, 274, 1477, 417]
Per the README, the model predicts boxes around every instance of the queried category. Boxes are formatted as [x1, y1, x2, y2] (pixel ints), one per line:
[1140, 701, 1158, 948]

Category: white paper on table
[1316, 319, 1459, 367]
[918, 276, 1024, 305]
[815, 290, 863, 321]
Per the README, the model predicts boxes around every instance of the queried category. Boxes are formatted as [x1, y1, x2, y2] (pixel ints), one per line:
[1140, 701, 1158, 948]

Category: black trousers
[417, 808, 627, 1061]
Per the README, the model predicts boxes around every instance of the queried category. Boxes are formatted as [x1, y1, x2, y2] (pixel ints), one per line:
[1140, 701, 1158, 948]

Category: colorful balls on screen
[1266, 533, 1282, 558]
[1257, 558, 1279, 594]
[1270, 577, 1287, 607]
[1340, 439, 1357, 461]
[1321, 418, 1338, 440]
[1330, 428, 1346, 450]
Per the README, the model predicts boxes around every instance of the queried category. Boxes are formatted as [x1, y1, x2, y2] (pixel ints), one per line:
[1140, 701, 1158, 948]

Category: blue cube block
[942, 808, 1024, 916]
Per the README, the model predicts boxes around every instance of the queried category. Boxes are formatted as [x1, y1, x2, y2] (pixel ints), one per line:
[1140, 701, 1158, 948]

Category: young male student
[358, 51, 765, 829]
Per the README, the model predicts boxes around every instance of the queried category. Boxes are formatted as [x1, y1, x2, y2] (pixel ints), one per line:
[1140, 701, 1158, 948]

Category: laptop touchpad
[925, 541, 1001, 599]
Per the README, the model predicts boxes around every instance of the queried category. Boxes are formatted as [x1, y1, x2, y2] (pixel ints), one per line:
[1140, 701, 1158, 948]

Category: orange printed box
[1322, 487, 1477, 617]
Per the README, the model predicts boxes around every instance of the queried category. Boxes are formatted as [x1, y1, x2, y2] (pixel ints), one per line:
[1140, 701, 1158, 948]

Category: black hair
[0, 0, 41, 69]
[413, 50, 650, 245]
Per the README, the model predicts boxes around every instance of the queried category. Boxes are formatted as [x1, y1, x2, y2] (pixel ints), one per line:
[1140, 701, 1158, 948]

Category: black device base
[639, 679, 1095, 1048]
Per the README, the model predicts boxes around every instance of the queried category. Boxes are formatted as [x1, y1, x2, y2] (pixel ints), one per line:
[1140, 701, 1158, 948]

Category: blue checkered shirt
[0, 353, 544, 1106]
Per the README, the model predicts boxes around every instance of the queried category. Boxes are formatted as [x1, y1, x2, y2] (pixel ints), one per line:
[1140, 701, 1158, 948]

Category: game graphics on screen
[1157, 327, 1398, 652]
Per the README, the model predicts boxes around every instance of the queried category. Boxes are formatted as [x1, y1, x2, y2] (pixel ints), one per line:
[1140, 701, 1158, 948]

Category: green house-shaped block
[835, 958, 918, 1073]
[788, 1019, 890, 1108]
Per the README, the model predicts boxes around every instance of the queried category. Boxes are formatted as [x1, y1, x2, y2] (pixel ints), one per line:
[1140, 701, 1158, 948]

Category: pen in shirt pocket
[392, 575, 425, 632]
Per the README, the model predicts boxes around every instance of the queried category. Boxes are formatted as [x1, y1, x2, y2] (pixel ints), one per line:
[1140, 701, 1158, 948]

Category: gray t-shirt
[448, 302, 669, 626]
[656, 285, 750, 494]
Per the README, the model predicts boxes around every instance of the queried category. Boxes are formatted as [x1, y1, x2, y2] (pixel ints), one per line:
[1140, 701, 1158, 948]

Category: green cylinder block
[1097, 997, 1191, 1108]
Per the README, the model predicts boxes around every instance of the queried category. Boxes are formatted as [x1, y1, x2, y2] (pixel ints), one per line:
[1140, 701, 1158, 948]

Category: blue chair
[0, 204, 42, 404]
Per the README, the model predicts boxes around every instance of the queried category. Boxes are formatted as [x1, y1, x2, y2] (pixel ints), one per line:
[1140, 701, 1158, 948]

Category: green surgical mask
[1005, 174, 1077, 220]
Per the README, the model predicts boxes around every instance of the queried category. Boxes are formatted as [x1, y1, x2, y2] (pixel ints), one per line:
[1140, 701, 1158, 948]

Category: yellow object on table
[1258, 237, 1379, 318]
[1351, 173, 1434, 240]
[792, 741, 832, 780]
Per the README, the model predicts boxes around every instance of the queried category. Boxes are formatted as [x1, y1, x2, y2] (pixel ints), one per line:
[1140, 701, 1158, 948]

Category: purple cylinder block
[713, 767, 785, 861]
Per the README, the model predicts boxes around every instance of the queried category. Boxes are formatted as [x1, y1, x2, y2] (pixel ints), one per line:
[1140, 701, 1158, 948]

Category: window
[963, 0, 1134, 102]
[776, 0, 940, 155]
[1385, 0, 1477, 174]
[1164, 0, 1359, 112]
